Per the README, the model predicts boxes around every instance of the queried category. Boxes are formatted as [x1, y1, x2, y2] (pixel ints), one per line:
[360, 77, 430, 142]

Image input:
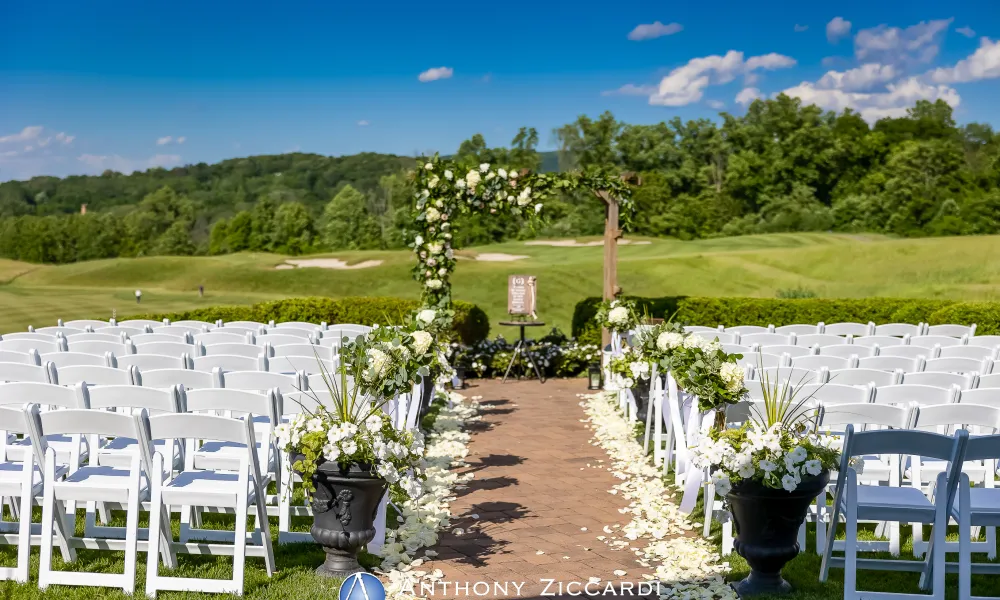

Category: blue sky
[1, 0, 998, 181]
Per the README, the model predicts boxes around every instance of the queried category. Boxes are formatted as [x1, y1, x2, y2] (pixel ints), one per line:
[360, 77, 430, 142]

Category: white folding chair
[684, 326, 723, 334]
[0, 350, 41, 365]
[926, 324, 976, 337]
[272, 321, 325, 330]
[756, 366, 827, 385]
[154, 325, 206, 337]
[924, 357, 992, 375]
[215, 326, 261, 337]
[1, 332, 60, 342]
[62, 332, 127, 343]
[62, 320, 111, 329]
[42, 351, 110, 368]
[940, 345, 999, 361]
[872, 384, 958, 407]
[819, 345, 874, 359]
[911, 335, 967, 349]
[736, 352, 787, 370]
[192, 354, 267, 373]
[195, 331, 249, 346]
[903, 371, 977, 390]
[271, 343, 333, 360]
[859, 356, 924, 373]
[978, 373, 1000, 389]
[204, 343, 267, 359]
[775, 324, 821, 335]
[222, 321, 267, 330]
[55, 364, 135, 387]
[819, 427, 969, 600]
[823, 322, 874, 336]
[802, 383, 873, 405]
[274, 355, 339, 375]
[967, 335, 1000, 350]
[33, 326, 85, 337]
[855, 335, 906, 348]
[137, 367, 220, 391]
[0, 338, 66, 354]
[880, 345, 938, 360]
[136, 341, 205, 359]
[172, 320, 216, 331]
[793, 355, 856, 371]
[116, 354, 187, 372]
[725, 325, 772, 335]
[0, 361, 55, 383]
[875, 323, 923, 337]
[827, 368, 902, 387]
[255, 334, 308, 348]
[760, 344, 813, 357]
[118, 319, 165, 330]
[721, 343, 752, 355]
[952, 433, 1000, 600]
[799, 334, 850, 347]
[28, 406, 156, 594]
[274, 390, 325, 544]
[142, 413, 275, 596]
[742, 333, 794, 347]
[94, 326, 147, 337]
[131, 333, 191, 345]
[0, 383, 89, 467]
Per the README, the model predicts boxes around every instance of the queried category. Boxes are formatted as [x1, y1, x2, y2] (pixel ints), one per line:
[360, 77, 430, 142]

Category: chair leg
[122, 482, 140, 595]
[889, 521, 900, 557]
[232, 498, 249, 594]
[987, 526, 997, 560]
[253, 479, 276, 576]
[843, 498, 859, 600]
[798, 520, 807, 553]
[145, 476, 163, 599]
[958, 493, 971, 600]
[15, 482, 31, 583]
[702, 483, 715, 537]
[39, 454, 57, 590]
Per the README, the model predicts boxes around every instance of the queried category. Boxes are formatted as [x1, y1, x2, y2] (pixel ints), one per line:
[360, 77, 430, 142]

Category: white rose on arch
[411, 331, 433, 355]
[516, 187, 532, 206]
[416, 309, 436, 325]
[465, 170, 481, 191]
[426, 279, 443, 290]
[425, 207, 440, 222]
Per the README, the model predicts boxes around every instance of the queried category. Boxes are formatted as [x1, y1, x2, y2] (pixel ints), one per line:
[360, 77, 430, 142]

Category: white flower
[426, 279, 442, 290]
[424, 162, 433, 170]
[720, 362, 746, 393]
[465, 170, 481, 191]
[711, 471, 731, 497]
[411, 330, 433, 355]
[306, 417, 323, 433]
[534, 202, 543, 213]
[498, 168, 507, 179]
[365, 348, 390, 382]
[759, 460, 778, 473]
[786, 446, 807, 464]
[437, 267, 447, 276]
[656, 332, 684, 351]
[341, 439, 358, 455]
[455, 178, 466, 189]
[444, 169, 453, 180]
[274, 423, 292, 447]
[420, 189, 429, 198]
[416, 309, 436, 324]
[401, 474, 423, 498]
[738, 462, 755, 479]
[804, 459, 823, 476]
[366, 414, 384, 432]
[608, 306, 630, 325]
[781, 473, 799, 492]
[516, 186, 532, 206]
[413, 234, 424, 246]
[323, 443, 341, 462]
[425, 207, 440, 222]
[509, 169, 518, 178]
[377, 461, 400, 483]
[428, 176, 439, 188]
[479, 163, 489, 173]
[426, 242, 443, 255]
[628, 361, 650, 380]
[374, 441, 391, 460]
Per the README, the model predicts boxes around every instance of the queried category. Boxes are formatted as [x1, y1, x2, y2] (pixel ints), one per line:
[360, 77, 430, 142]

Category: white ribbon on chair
[679, 407, 717, 514]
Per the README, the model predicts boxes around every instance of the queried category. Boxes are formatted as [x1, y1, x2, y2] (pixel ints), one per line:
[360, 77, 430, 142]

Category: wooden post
[596, 190, 622, 352]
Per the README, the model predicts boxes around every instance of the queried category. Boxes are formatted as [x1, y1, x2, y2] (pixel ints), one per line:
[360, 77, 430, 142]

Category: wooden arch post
[595, 172, 640, 351]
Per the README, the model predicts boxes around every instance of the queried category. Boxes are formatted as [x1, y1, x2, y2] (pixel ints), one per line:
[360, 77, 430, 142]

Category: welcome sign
[507, 275, 537, 317]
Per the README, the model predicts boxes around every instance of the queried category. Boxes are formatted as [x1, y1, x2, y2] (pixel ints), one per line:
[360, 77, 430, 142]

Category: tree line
[0, 97, 998, 264]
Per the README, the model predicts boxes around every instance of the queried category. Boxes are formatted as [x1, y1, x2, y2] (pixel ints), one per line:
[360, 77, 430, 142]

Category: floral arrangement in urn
[594, 298, 640, 335]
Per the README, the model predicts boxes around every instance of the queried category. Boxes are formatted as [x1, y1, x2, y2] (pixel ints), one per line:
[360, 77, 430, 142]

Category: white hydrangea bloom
[424, 207, 440, 222]
[443, 170, 453, 180]
[426, 279, 443, 290]
[608, 306, 630, 325]
[416, 309, 436, 324]
[656, 332, 685, 351]
[411, 330, 433, 355]
[465, 170, 481, 191]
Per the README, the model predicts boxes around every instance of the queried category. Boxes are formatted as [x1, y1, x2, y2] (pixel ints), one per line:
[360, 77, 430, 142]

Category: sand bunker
[278, 258, 384, 270]
[525, 239, 651, 247]
[474, 253, 528, 262]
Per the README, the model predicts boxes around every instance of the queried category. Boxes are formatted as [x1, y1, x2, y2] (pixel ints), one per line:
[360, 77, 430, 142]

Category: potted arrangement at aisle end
[692, 372, 841, 596]
[275, 323, 428, 577]
[594, 297, 640, 351]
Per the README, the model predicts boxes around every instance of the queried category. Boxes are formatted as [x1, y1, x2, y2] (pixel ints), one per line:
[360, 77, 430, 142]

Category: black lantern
[587, 363, 603, 390]
[452, 366, 466, 390]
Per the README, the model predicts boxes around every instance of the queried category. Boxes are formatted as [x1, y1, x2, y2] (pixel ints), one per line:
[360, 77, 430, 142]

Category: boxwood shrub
[572, 296, 1000, 339]
[122, 296, 490, 344]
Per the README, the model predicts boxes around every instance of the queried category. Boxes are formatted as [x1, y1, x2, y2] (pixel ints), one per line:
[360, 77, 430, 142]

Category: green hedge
[572, 296, 1000, 339]
[123, 297, 490, 344]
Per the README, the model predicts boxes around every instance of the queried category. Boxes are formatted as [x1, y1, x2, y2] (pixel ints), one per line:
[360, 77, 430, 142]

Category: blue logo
[339, 572, 386, 600]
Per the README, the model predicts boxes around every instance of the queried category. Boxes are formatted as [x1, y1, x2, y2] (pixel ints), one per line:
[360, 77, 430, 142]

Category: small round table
[498, 321, 546, 384]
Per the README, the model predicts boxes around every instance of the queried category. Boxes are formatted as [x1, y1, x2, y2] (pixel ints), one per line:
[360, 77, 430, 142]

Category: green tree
[320, 185, 381, 249]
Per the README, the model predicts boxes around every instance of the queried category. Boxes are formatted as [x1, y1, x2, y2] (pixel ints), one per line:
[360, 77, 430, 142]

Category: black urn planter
[631, 382, 651, 418]
[417, 375, 435, 421]
[727, 472, 830, 597]
[295, 458, 388, 578]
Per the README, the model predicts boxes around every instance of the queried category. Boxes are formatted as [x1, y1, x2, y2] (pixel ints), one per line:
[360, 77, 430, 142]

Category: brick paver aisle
[424, 379, 654, 599]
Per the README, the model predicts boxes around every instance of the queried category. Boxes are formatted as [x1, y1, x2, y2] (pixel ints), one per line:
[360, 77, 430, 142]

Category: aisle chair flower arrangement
[274, 319, 439, 576]
[690, 368, 842, 596]
[594, 297, 641, 346]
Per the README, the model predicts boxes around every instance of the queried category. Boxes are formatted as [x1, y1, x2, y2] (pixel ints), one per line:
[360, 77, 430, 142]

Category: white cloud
[0, 126, 43, 144]
[0, 150, 19, 158]
[956, 26, 976, 38]
[927, 37, 1000, 83]
[627, 21, 683, 41]
[707, 100, 726, 109]
[54, 132, 74, 145]
[77, 153, 182, 174]
[648, 50, 796, 106]
[822, 56, 845, 68]
[418, 67, 453, 82]
[602, 83, 657, 96]
[176, 136, 186, 144]
[735, 87, 762, 105]
[156, 136, 172, 146]
[827, 17, 852, 43]
[794, 24, 809, 33]
[782, 76, 959, 122]
[817, 63, 898, 91]
[357, 120, 370, 126]
[854, 19, 953, 66]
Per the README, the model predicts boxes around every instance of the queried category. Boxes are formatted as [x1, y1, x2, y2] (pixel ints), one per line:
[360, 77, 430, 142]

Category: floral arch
[410, 156, 636, 322]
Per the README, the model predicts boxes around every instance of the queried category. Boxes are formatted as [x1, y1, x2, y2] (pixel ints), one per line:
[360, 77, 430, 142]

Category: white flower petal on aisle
[580, 391, 737, 600]
[377, 392, 481, 599]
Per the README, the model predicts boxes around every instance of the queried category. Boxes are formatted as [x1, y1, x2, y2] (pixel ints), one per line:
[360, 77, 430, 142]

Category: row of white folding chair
[1, 399, 274, 594]
[690, 322, 977, 337]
